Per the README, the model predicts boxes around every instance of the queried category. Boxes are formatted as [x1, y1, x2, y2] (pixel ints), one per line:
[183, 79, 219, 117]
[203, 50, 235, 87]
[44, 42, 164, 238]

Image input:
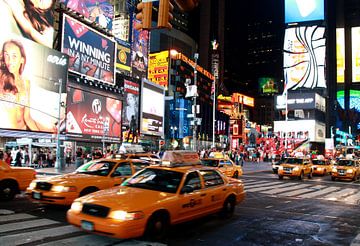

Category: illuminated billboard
[352, 27, 360, 82]
[337, 28, 345, 83]
[275, 92, 326, 111]
[283, 26, 326, 90]
[66, 85, 122, 142]
[0, 0, 54, 48]
[148, 51, 170, 90]
[274, 120, 325, 142]
[140, 79, 165, 137]
[59, 0, 114, 30]
[62, 15, 116, 85]
[258, 77, 278, 94]
[131, 18, 150, 79]
[337, 90, 360, 112]
[0, 34, 68, 132]
[285, 0, 324, 24]
[123, 79, 140, 127]
[116, 39, 131, 75]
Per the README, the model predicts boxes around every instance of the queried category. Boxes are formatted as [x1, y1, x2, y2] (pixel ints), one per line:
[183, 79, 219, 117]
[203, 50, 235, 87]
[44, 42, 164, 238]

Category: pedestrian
[15, 149, 23, 166]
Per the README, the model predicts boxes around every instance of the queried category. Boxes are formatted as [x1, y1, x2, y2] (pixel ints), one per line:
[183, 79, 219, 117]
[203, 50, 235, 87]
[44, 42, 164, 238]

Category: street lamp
[192, 53, 199, 151]
[55, 79, 63, 170]
[103, 118, 110, 155]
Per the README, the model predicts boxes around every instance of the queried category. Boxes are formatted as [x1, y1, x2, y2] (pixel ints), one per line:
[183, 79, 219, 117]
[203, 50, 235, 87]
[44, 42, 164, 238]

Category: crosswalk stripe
[261, 183, 312, 195]
[0, 218, 60, 233]
[37, 234, 122, 246]
[343, 192, 360, 204]
[0, 225, 80, 245]
[280, 185, 327, 197]
[323, 188, 358, 200]
[298, 187, 341, 199]
[245, 181, 283, 189]
[243, 180, 269, 185]
[0, 213, 36, 222]
[246, 183, 297, 192]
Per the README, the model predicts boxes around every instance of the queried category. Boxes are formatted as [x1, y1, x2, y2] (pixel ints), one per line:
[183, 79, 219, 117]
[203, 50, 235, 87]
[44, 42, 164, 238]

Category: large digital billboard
[131, 18, 150, 79]
[337, 90, 360, 112]
[140, 79, 165, 137]
[0, 0, 54, 48]
[62, 14, 116, 85]
[275, 92, 326, 111]
[66, 84, 122, 142]
[337, 28, 345, 83]
[352, 27, 360, 82]
[285, 0, 324, 24]
[116, 39, 131, 75]
[123, 79, 140, 127]
[283, 26, 326, 90]
[0, 33, 68, 132]
[59, 0, 114, 30]
[274, 120, 325, 142]
[258, 77, 278, 95]
[148, 51, 170, 90]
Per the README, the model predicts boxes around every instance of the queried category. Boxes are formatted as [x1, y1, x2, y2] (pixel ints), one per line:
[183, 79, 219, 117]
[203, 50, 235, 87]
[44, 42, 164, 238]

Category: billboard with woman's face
[0, 33, 68, 132]
[122, 79, 140, 127]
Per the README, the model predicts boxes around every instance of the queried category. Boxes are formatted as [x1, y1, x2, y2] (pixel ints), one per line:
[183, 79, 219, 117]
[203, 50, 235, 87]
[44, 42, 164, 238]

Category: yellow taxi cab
[201, 152, 243, 178]
[278, 157, 312, 180]
[331, 158, 360, 181]
[311, 158, 332, 176]
[67, 151, 245, 240]
[0, 160, 36, 201]
[26, 158, 150, 206]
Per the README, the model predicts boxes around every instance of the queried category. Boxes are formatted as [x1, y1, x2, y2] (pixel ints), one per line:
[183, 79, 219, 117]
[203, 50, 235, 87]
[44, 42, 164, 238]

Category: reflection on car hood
[79, 186, 176, 211]
[36, 173, 104, 184]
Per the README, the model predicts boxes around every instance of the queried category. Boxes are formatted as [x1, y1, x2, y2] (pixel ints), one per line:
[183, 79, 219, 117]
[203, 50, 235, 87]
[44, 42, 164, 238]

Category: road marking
[343, 191, 360, 204]
[0, 218, 60, 233]
[247, 183, 297, 192]
[279, 185, 326, 197]
[323, 188, 358, 201]
[261, 183, 312, 195]
[245, 181, 283, 189]
[37, 234, 122, 246]
[0, 213, 36, 222]
[298, 187, 341, 199]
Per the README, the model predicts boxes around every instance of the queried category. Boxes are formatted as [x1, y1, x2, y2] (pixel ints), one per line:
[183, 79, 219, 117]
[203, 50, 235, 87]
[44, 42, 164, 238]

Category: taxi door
[200, 169, 227, 213]
[176, 171, 207, 222]
[303, 159, 312, 174]
[219, 160, 231, 176]
[109, 162, 133, 187]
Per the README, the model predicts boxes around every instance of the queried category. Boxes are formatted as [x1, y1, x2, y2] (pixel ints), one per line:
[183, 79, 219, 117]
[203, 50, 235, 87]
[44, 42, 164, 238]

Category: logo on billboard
[92, 99, 102, 114]
[47, 55, 68, 66]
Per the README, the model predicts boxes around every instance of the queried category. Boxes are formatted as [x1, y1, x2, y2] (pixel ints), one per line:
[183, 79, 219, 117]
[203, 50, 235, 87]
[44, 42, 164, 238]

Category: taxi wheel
[331, 176, 336, 181]
[144, 211, 170, 241]
[278, 175, 283, 180]
[232, 171, 239, 179]
[298, 172, 304, 180]
[0, 181, 18, 201]
[220, 196, 236, 218]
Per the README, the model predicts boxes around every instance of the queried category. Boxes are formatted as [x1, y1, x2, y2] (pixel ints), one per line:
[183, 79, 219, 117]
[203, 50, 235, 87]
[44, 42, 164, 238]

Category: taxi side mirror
[181, 185, 194, 194]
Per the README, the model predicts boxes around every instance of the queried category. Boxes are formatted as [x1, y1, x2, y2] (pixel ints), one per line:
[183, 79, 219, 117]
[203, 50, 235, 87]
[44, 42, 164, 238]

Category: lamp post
[55, 79, 63, 170]
[103, 118, 109, 155]
[192, 53, 199, 151]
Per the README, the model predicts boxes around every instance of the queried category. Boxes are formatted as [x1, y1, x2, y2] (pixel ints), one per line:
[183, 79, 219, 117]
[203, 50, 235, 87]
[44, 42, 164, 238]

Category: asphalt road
[1, 167, 360, 246]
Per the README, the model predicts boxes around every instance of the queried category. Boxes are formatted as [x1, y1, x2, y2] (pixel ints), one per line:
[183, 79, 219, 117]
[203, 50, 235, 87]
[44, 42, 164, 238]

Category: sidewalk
[35, 161, 273, 176]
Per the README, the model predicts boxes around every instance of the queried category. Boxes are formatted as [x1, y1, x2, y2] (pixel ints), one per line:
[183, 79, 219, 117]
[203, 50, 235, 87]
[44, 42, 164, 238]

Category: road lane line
[0, 213, 36, 222]
[261, 183, 312, 195]
[298, 187, 341, 199]
[0, 218, 60, 233]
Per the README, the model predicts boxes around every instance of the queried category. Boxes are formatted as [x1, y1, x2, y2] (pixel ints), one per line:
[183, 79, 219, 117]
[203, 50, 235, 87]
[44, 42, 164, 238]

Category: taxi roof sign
[161, 151, 201, 166]
[208, 152, 228, 159]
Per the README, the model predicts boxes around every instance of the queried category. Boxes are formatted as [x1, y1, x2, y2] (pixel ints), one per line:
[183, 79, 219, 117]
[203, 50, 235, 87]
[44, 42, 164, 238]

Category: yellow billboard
[148, 51, 170, 89]
[352, 27, 360, 82]
[336, 28, 345, 83]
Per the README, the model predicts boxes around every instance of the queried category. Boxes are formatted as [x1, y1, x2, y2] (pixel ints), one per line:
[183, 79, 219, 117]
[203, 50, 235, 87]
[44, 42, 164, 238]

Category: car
[122, 152, 161, 165]
[331, 158, 360, 181]
[201, 156, 243, 178]
[0, 160, 36, 201]
[26, 158, 151, 206]
[67, 150, 245, 240]
[277, 157, 312, 180]
[311, 158, 333, 176]
[271, 158, 285, 174]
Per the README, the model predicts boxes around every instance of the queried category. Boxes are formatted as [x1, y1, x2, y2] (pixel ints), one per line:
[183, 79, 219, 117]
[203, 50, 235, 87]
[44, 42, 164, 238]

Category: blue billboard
[285, 0, 324, 24]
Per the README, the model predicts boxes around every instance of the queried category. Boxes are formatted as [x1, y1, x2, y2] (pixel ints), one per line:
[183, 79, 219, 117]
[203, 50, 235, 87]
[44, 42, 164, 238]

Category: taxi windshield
[200, 159, 219, 167]
[312, 160, 326, 165]
[337, 160, 355, 166]
[122, 168, 183, 193]
[76, 160, 116, 176]
[285, 158, 304, 164]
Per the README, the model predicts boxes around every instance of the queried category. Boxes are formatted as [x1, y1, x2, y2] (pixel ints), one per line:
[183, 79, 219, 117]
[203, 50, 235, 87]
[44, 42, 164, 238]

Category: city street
[1, 162, 360, 245]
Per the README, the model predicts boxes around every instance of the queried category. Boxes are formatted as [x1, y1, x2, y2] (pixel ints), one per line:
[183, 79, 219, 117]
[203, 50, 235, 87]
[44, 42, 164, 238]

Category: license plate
[81, 220, 94, 231]
[32, 192, 41, 200]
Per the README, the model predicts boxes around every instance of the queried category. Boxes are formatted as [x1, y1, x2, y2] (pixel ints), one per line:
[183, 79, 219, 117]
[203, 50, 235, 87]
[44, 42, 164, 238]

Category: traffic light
[135, 1, 153, 30]
[157, 0, 174, 28]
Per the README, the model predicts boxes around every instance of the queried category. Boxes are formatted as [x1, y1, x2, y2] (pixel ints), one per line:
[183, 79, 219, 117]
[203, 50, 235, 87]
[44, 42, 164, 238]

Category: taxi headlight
[347, 169, 354, 173]
[51, 185, 77, 192]
[70, 201, 83, 213]
[28, 181, 36, 189]
[317, 167, 323, 171]
[332, 168, 337, 173]
[279, 166, 283, 170]
[293, 166, 300, 171]
[108, 210, 145, 221]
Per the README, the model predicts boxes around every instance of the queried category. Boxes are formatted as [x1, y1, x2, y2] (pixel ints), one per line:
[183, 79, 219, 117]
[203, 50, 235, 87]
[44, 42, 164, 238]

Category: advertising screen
[62, 15, 116, 85]
[66, 85, 122, 142]
[131, 18, 149, 79]
[275, 92, 325, 112]
[352, 27, 360, 82]
[285, 0, 324, 24]
[337, 28, 345, 83]
[0, 33, 68, 132]
[337, 90, 360, 112]
[148, 51, 170, 90]
[140, 79, 165, 137]
[0, 0, 54, 48]
[113, 16, 130, 42]
[284, 26, 326, 90]
[123, 79, 140, 127]
[258, 77, 278, 94]
[116, 39, 131, 75]
[274, 120, 325, 142]
[59, 0, 114, 30]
